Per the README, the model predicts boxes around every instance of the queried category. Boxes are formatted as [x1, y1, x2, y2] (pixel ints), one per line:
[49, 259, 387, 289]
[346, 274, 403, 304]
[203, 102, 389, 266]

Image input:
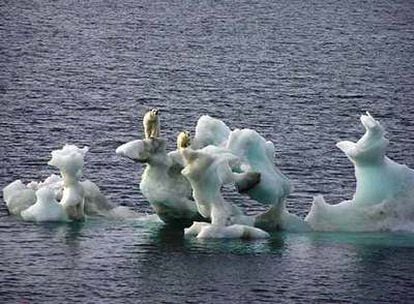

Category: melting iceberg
[305, 113, 414, 232]
[191, 116, 309, 233]
[48, 145, 88, 220]
[5, 110, 413, 235]
[180, 147, 269, 238]
[3, 145, 138, 222]
[116, 137, 202, 226]
[117, 114, 309, 237]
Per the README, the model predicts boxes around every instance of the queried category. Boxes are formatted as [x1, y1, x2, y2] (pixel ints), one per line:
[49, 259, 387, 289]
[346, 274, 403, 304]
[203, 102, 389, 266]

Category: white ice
[3, 180, 36, 216]
[184, 222, 269, 239]
[116, 114, 310, 236]
[305, 112, 414, 232]
[48, 145, 88, 220]
[192, 115, 231, 149]
[7, 111, 412, 235]
[116, 138, 201, 226]
[192, 116, 309, 232]
[3, 145, 139, 222]
[21, 187, 68, 222]
[180, 147, 269, 238]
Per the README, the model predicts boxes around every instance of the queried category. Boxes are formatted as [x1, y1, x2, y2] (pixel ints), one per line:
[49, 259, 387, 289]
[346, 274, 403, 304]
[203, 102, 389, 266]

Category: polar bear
[177, 131, 191, 150]
[143, 108, 160, 139]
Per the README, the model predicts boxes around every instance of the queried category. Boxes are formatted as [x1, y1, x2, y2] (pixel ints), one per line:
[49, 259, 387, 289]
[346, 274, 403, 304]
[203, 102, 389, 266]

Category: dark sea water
[1, 0, 414, 303]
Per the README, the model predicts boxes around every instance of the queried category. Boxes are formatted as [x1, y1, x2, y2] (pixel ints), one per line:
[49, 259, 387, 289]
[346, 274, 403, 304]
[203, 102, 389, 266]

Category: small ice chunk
[21, 187, 68, 222]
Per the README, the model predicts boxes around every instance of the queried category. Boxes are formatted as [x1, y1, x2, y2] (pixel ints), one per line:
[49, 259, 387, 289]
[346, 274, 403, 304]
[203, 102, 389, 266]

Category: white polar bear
[143, 108, 160, 139]
[177, 131, 191, 150]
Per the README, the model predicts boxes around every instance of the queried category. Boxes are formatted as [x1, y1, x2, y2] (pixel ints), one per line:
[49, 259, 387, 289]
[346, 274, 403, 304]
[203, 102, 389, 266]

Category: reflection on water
[306, 231, 414, 248]
[142, 223, 414, 255]
[145, 224, 286, 255]
[2, 214, 414, 303]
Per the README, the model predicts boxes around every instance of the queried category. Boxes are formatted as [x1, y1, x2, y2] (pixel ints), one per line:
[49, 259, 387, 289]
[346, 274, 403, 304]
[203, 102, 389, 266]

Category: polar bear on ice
[143, 108, 160, 139]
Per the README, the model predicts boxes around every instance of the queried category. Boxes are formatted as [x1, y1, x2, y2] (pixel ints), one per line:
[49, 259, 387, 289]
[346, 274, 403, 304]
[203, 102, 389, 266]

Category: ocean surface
[1, 0, 414, 303]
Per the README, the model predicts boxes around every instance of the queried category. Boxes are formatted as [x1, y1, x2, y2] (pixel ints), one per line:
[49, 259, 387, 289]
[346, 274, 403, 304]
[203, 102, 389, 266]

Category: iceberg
[180, 147, 269, 238]
[116, 138, 203, 226]
[227, 128, 292, 204]
[225, 128, 308, 232]
[305, 112, 414, 232]
[191, 116, 309, 232]
[3, 145, 138, 222]
[6, 110, 411, 234]
[48, 145, 88, 220]
[117, 114, 309, 237]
